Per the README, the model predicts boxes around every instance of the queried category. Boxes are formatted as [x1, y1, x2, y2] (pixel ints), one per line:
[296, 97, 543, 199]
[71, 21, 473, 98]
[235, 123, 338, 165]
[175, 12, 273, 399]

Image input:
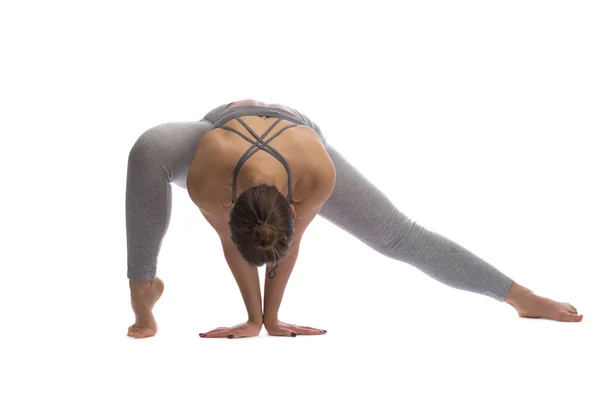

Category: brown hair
[229, 184, 295, 269]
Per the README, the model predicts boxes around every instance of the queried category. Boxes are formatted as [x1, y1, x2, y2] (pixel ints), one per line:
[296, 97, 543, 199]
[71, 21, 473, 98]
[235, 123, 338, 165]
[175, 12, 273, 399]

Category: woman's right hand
[263, 318, 327, 337]
[199, 320, 262, 339]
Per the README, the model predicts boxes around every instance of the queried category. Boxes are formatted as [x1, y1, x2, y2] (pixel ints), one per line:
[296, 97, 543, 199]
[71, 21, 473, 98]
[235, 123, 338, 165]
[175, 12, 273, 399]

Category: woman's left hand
[199, 320, 262, 339]
[264, 319, 327, 337]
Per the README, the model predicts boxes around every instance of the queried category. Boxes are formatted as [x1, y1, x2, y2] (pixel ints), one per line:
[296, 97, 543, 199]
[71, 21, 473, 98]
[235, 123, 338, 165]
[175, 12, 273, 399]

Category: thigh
[129, 121, 215, 189]
[298, 116, 399, 248]
[129, 101, 231, 189]
[318, 142, 403, 251]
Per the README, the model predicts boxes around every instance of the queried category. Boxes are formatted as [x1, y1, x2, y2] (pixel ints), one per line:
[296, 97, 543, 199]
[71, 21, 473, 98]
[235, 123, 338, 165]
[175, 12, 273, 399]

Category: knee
[128, 124, 171, 166]
[126, 125, 175, 184]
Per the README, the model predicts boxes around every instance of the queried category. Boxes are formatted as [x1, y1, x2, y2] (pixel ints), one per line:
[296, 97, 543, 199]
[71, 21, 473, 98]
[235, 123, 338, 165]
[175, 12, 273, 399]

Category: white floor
[3, 207, 598, 400]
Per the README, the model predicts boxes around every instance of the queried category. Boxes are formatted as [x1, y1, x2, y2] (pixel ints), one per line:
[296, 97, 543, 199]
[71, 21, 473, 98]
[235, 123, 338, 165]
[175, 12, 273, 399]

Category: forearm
[221, 239, 263, 323]
[263, 242, 300, 323]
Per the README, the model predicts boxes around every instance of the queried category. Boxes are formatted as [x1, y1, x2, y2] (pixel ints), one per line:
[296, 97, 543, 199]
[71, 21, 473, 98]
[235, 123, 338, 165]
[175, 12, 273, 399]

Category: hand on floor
[264, 319, 327, 337]
[199, 320, 262, 339]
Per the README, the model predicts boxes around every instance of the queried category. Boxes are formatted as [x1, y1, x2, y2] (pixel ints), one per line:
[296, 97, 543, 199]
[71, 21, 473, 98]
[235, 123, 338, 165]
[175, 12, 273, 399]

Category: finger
[295, 325, 318, 330]
[292, 324, 327, 334]
[201, 327, 230, 334]
[291, 326, 326, 335]
[202, 329, 234, 338]
[228, 329, 255, 339]
[566, 304, 578, 314]
[268, 328, 297, 337]
[557, 312, 583, 322]
[200, 327, 230, 336]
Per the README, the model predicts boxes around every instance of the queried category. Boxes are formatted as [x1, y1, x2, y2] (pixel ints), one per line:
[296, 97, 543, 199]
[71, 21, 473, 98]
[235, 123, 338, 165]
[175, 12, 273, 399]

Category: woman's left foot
[505, 282, 583, 322]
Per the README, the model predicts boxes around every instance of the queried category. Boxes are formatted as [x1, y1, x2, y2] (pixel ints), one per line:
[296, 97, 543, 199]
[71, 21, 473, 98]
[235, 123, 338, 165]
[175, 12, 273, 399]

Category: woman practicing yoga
[126, 99, 583, 339]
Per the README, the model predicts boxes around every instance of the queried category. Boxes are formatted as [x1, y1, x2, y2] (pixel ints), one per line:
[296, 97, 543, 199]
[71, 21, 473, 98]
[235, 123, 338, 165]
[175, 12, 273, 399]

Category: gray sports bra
[211, 105, 309, 204]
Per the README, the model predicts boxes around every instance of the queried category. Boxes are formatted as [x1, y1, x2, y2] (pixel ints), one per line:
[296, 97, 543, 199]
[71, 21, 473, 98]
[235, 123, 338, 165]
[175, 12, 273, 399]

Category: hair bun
[253, 223, 277, 248]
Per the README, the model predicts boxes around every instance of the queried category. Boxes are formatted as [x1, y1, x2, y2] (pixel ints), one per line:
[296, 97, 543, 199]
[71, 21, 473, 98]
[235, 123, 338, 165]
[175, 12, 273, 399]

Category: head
[229, 184, 296, 267]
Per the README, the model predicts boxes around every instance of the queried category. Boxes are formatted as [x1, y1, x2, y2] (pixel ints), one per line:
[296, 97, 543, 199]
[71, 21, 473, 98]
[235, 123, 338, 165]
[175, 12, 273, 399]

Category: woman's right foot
[128, 277, 165, 338]
[505, 282, 583, 322]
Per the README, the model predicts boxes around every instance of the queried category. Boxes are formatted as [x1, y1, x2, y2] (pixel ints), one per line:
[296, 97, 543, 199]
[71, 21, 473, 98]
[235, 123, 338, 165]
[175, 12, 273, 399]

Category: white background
[1, 1, 598, 399]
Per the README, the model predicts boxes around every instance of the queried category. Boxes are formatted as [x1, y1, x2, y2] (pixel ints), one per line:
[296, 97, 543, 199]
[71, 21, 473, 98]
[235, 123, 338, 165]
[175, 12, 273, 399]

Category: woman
[126, 99, 583, 339]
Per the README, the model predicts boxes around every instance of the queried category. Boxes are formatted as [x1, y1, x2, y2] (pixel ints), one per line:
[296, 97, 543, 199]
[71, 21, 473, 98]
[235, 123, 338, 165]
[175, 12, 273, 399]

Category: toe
[132, 329, 149, 338]
[560, 312, 582, 322]
[127, 326, 156, 338]
[570, 314, 583, 322]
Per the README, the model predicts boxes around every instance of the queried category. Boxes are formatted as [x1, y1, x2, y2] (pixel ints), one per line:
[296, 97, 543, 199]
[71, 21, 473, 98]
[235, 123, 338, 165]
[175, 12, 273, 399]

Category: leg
[125, 103, 230, 338]
[308, 121, 582, 321]
[127, 120, 215, 280]
[318, 142, 513, 301]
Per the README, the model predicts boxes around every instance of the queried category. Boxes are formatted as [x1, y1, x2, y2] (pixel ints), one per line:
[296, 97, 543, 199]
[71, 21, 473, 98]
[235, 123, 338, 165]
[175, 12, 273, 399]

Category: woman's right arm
[200, 208, 263, 325]
[219, 236, 264, 324]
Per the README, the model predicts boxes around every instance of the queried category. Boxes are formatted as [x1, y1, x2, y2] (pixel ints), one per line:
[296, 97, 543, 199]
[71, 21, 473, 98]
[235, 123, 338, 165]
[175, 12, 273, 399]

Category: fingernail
[228, 334, 233, 339]
[291, 332, 297, 337]
[321, 329, 327, 333]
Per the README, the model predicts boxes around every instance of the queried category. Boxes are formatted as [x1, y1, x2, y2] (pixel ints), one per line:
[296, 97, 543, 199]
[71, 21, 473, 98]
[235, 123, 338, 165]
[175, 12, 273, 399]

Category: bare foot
[128, 277, 165, 338]
[505, 282, 583, 322]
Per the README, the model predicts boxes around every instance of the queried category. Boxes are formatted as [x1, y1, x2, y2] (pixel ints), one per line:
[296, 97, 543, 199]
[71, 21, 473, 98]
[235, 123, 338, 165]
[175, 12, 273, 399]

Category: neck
[236, 169, 290, 200]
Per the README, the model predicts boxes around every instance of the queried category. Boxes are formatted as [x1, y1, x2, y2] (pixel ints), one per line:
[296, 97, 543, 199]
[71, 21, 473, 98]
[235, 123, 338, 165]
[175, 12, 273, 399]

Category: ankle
[129, 278, 153, 286]
[505, 282, 534, 308]
[130, 278, 156, 292]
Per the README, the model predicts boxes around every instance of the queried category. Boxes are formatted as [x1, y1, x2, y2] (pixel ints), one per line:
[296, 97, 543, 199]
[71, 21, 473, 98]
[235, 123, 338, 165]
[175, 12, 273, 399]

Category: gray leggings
[126, 103, 514, 302]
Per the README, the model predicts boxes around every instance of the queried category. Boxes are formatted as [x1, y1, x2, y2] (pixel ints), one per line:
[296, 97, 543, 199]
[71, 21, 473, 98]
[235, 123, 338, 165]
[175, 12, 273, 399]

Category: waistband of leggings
[212, 105, 307, 129]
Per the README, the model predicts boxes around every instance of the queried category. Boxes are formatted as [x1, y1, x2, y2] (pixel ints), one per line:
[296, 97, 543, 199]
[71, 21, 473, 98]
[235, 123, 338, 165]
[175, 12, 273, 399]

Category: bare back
[186, 99, 335, 236]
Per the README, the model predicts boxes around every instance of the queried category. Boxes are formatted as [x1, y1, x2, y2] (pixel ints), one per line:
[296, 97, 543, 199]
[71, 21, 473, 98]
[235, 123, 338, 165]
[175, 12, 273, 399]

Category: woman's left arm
[262, 237, 302, 328]
[262, 167, 336, 336]
[262, 204, 324, 336]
